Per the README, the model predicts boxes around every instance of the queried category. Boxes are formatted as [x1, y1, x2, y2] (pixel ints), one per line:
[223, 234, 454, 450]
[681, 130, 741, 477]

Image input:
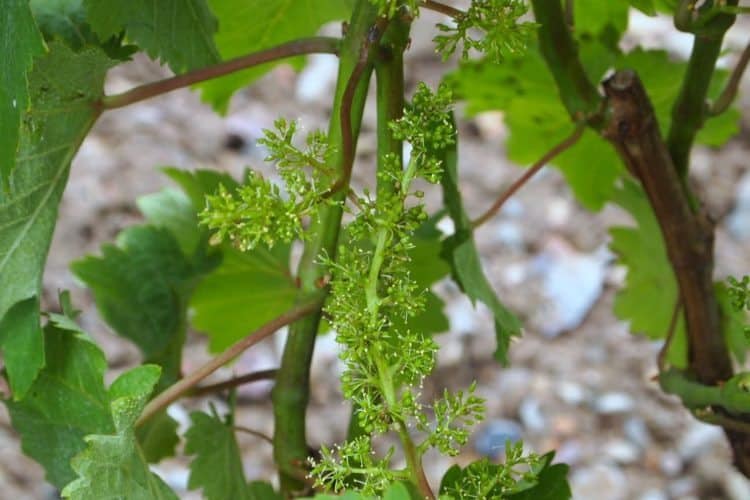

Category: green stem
[100, 37, 340, 110]
[345, 19, 410, 473]
[529, 0, 602, 122]
[667, 2, 737, 178]
[137, 297, 321, 427]
[367, 18, 433, 491]
[271, 3, 381, 494]
[709, 40, 750, 116]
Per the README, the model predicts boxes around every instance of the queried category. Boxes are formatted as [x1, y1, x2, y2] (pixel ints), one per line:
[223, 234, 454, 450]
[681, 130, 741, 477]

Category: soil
[2, 9, 750, 500]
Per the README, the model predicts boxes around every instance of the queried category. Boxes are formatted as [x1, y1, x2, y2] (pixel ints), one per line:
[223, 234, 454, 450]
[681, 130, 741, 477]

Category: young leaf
[190, 244, 296, 351]
[61, 365, 179, 500]
[439, 128, 520, 364]
[137, 187, 202, 256]
[716, 282, 749, 365]
[30, 0, 133, 58]
[628, 0, 657, 15]
[506, 455, 571, 500]
[609, 179, 687, 367]
[0, 296, 44, 399]
[71, 226, 218, 388]
[0, 0, 44, 184]
[136, 410, 180, 463]
[573, 0, 629, 40]
[184, 411, 254, 500]
[0, 41, 116, 404]
[84, 0, 220, 72]
[161, 166, 240, 210]
[447, 45, 623, 210]
[200, 0, 352, 111]
[5, 312, 113, 489]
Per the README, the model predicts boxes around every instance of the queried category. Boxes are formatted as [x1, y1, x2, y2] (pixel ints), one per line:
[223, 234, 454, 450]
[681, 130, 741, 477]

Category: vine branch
[100, 37, 340, 110]
[709, 39, 750, 116]
[421, 0, 463, 18]
[189, 368, 278, 397]
[137, 297, 322, 427]
[472, 122, 585, 229]
[324, 19, 389, 197]
[667, 1, 738, 177]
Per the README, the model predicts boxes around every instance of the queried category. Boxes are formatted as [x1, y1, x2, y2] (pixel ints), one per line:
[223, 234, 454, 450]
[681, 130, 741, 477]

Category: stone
[571, 464, 628, 500]
[593, 392, 635, 415]
[473, 419, 523, 460]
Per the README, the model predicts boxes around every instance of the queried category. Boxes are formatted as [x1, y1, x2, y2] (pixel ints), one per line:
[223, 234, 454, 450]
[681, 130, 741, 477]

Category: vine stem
[234, 425, 274, 445]
[136, 297, 322, 427]
[188, 368, 277, 397]
[667, 0, 738, 177]
[99, 37, 340, 110]
[272, 3, 381, 493]
[472, 123, 585, 229]
[421, 0, 463, 18]
[324, 19, 389, 197]
[709, 39, 750, 116]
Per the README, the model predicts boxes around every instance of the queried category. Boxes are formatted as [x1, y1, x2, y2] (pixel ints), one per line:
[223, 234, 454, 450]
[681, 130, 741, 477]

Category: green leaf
[574, 0, 629, 39]
[61, 365, 178, 500]
[628, 0, 657, 15]
[402, 223, 450, 334]
[0, 0, 44, 184]
[0, 296, 44, 399]
[5, 312, 112, 488]
[137, 187, 202, 255]
[447, 45, 623, 210]
[716, 282, 748, 365]
[184, 411, 253, 500]
[84, 0, 220, 72]
[162, 166, 240, 210]
[200, 0, 352, 111]
[247, 482, 283, 500]
[190, 244, 296, 351]
[383, 481, 421, 499]
[136, 410, 180, 463]
[609, 179, 686, 367]
[616, 48, 739, 147]
[71, 226, 218, 387]
[0, 41, 115, 405]
[507, 459, 571, 500]
[439, 128, 520, 364]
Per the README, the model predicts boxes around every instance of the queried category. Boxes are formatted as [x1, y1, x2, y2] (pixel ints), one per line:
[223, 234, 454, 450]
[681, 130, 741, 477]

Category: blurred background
[3, 5, 750, 500]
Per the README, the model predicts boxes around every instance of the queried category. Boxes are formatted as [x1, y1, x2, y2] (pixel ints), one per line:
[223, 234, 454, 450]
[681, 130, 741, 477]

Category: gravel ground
[2, 9, 750, 500]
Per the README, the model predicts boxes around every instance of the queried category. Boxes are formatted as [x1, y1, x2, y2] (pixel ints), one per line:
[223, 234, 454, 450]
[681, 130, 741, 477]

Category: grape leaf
[200, 0, 352, 111]
[574, 0, 629, 39]
[616, 48, 739, 147]
[161, 166, 240, 210]
[402, 224, 450, 334]
[4, 311, 113, 488]
[609, 179, 687, 367]
[184, 411, 254, 500]
[84, 0, 220, 72]
[190, 244, 296, 351]
[0, 41, 116, 399]
[447, 45, 623, 210]
[136, 410, 180, 463]
[716, 282, 749, 365]
[439, 130, 520, 364]
[137, 187, 201, 256]
[71, 226, 219, 388]
[0, 0, 44, 185]
[0, 296, 44, 399]
[61, 365, 178, 500]
[143, 168, 297, 351]
[506, 463, 571, 500]
[628, 0, 657, 15]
